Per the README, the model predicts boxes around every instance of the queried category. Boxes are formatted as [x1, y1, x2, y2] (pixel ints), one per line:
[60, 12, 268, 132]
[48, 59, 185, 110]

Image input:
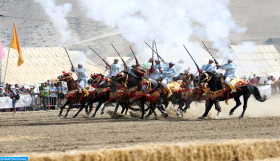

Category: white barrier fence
[0, 95, 33, 109]
[0, 94, 69, 110]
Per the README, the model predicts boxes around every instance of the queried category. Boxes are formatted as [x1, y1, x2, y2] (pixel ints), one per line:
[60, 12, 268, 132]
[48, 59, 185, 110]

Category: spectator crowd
[0, 80, 68, 113]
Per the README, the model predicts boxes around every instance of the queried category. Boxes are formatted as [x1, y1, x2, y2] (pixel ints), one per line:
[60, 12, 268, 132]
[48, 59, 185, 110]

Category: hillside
[0, 0, 280, 65]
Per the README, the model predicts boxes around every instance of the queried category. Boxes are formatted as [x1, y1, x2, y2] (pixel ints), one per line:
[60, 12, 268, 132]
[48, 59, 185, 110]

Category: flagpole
[3, 22, 14, 85]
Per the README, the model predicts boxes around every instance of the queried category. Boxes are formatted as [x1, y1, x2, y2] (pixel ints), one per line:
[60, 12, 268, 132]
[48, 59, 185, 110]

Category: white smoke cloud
[78, 0, 246, 72]
[239, 41, 256, 53]
[34, 0, 72, 45]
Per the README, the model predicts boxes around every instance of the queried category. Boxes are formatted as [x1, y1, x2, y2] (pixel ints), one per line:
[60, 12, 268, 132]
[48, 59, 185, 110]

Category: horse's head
[140, 78, 150, 93]
[98, 77, 111, 88]
[58, 71, 72, 82]
[88, 73, 104, 88]
[133, 68, 146, 78]
[199, 71, 219, 84]
[173, 70, 189, 81]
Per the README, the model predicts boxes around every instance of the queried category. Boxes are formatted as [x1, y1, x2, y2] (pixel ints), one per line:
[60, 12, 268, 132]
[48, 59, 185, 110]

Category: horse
[57, 72, 95, 118]
[84, 73, 107, 114]
[173, 71, 221, 118]
[198, 71, 267, 119]
[140, 76, 171, 118]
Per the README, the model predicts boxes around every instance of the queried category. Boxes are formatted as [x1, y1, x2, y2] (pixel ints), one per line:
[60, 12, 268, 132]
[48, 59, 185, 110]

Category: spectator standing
[267, 77, 272, 85]
[40, 82, 50, 111]
[250, 74, 258, 86]
[0, 87, 4, 96]
[9, 87, 18, 114]
[50, 83, 58, 110]
[47, 80, 51, 87]
[30, 87, 35, 107]
[58, 84, 64, 106]
[19, 86, 26, 94]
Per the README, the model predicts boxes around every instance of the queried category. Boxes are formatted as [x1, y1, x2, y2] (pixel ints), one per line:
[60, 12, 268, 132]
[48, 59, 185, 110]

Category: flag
[10, 24, 24, 66]
[0, 40, 5, 60]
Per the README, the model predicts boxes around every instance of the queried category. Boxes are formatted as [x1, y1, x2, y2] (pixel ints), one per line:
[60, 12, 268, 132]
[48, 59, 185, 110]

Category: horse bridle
[116, 72, 129, 88]
[201, 73, 212, 83]
[61, 75, 73, 82]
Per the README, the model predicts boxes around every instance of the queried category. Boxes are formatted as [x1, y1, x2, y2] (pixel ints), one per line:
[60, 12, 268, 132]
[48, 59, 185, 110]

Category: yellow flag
[10, 24, 24, 66]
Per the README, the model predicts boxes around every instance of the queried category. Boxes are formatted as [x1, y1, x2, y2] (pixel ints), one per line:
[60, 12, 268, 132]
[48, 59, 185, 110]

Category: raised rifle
[144, 41, 164, 62]
[63, 47, 74, 68]
[202, 41, 218, 64]
[129, 45, 139, 66]
[110, 42, 127, 67]
[88, 45, 110, 66]
[154, 40, 160, 65]
[183, 45, 200, 72]
[152, 40, 155, 67]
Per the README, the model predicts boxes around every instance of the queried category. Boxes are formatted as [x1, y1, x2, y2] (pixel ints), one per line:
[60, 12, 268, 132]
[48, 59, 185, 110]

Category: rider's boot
[82, 88, 89, 97]
[229, 84, 237, 93]
[164, 87, 172, 98]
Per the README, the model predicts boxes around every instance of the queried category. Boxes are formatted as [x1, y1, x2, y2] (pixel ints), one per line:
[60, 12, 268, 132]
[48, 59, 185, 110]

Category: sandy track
[0, 96, 280, 156]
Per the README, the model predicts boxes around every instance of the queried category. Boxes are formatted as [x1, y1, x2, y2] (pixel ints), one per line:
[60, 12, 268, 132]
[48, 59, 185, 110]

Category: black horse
[198, 71, 267, 118]
[86, 76, 112, 118]
[173, 72, 221, 118]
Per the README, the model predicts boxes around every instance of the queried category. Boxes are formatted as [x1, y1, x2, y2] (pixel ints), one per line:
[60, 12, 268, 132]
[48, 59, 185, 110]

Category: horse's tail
[252, 86, 267, 102]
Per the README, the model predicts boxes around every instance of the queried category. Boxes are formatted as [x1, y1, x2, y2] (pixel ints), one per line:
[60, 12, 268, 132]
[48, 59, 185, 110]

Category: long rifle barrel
[144, 41, 164, 62]
[110, 42, 127, 67]
[183, 45, 200, 71]
[63, 47, 73, 67]
[88, 45, 108, 65]
[129, 45, 139, 66]
[202, 41, 218, 64]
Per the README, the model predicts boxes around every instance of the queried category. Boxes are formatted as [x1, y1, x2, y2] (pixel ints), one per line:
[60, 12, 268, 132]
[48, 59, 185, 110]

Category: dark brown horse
[57, 72, 95, 118]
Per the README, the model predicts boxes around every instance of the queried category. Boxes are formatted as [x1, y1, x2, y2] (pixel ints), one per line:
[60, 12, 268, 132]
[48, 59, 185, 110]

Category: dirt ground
[0, 97, 280, 156]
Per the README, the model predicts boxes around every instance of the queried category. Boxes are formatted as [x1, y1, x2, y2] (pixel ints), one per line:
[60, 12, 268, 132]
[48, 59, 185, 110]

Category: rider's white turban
[114, 58, 119, 61]
[169, 61, 175, 65]
[154, 58, 159, 62]
[209, 58, 214, 62]
[78, 63, 83, 66]
[228, 57, 233, 61]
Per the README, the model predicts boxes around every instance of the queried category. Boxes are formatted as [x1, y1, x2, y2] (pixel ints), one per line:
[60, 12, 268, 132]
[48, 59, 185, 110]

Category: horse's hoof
[139, 117, 144, 119]
[144, 115, 150, 119]
[72, 116, 76, 118]
[58, 115, 62, 117]
[164, 114, 168, 118]
[178, 114, 183, 118]
[198, 116, 205, 119]
[229, 112, 233, 116]
[64, 116, 69, 119]
[238, 116, 243, 119]
[101, 111, 104, 115]
[176, 111, 181, 116]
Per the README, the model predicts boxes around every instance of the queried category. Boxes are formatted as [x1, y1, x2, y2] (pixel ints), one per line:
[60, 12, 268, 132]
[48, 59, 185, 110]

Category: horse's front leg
[113, 99, 120, 118]
[58, 100, 69, 116]
[64, 101, 74, 118]
[178, 97, 193, 118]
[73, 102, 86, 118]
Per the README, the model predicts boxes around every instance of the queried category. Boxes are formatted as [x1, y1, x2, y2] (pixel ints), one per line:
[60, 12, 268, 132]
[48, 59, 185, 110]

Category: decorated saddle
[167, 81, 184, 95]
